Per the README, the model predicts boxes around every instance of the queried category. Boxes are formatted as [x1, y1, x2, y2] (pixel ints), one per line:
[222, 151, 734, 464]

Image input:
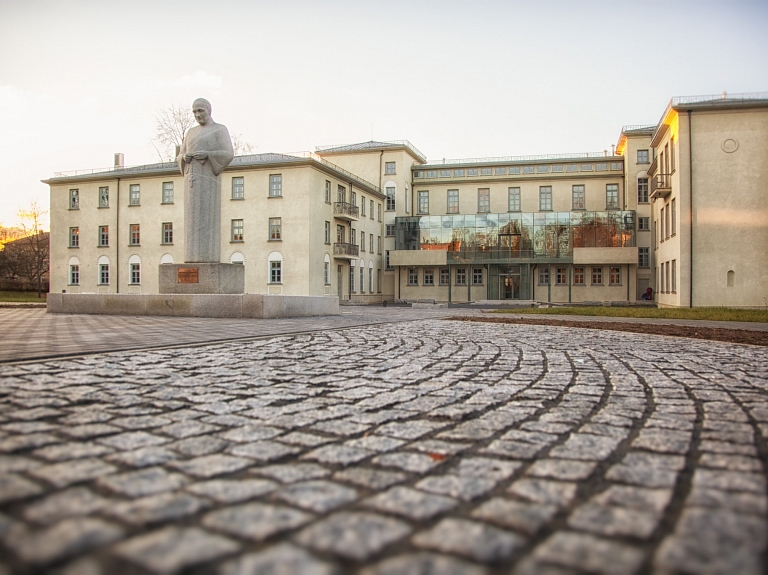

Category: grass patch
[491, 306, 768, 323]
[0, 291, 47, 302]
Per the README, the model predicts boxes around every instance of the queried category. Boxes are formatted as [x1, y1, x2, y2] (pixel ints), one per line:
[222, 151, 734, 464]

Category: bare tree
[232, 133, 255, 156]
[152, 104, 196, 162]
[16, 203, 50, 298]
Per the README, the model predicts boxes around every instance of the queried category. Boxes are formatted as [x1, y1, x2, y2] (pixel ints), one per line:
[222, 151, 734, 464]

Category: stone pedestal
[159, 263, 244, 294]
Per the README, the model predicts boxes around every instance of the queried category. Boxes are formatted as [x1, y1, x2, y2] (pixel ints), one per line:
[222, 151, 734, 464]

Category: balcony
[650, 174, 672, 199]
[333, 242, 359, 259]
[333, 202, 359, 221]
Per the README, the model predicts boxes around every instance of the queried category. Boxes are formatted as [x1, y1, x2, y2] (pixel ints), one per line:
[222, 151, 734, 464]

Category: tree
[16, 203, 49, 298]
[232, 133, 254, 156]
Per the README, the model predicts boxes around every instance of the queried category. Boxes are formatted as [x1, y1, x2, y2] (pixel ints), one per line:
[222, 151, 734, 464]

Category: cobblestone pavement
[0, 319, 767, 574]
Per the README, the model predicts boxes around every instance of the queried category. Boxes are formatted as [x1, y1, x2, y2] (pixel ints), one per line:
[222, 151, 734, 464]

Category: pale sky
[1, 0, 767, 227]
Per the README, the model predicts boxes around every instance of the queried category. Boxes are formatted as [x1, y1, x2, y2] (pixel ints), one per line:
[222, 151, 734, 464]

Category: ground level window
[439, 268, 449, 285]
[130, 263, 141, 284]
[369, 268, 373, 293]
[270, 261, 282, 283]
[456, 268, 467, 285]
[350, 265, 355, 292]
[591, 267, 603, 285]
[360, 266, 364, 292]
[556, 267, 567, 285]
[423, 268, 434, 285]
[472, 267, 483, 285]
[408, 268, 418, 286]
[99, 264, 109, 285]
[538, 267, 549, 285]
[69, 265, 79, 285]
[573, 267, 585, 285]
[324, 261, 330, 285]
[609, 266, 621, 285]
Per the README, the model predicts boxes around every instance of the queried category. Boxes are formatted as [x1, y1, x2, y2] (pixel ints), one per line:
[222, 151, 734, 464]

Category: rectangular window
[665, 261, 670, 293]
[472, 267, 483, 285]
[324, 261, 330, 285]
[573, 267, 585, 285]
[231, 219, 244, 242]
[509, 166, 521, 175]
[467, 168, 478, 176]
[360, 266, 364, 292]
[426, 170, 437, 178]
[439, 268, 449, 285]
[414, 171, 424, 178]
[477, 188, 490, 213]
[671, 138, 676, 172]
[377, 203, 382, 221]
[99, 186, 109, 208]
[325, 180, 331, 203]
[350, 265, 355, 292]
[351, 191, 357, 206]
[537, 165, 550, 173]
[99, 225, 109, 247]
[377, 236, 381, 254]
[270, 261, 282, 283]
[447, 190, 459, 213]
[418, 191, 429, 214]
[609, 266, 621, 285]
[572, 185, 585, 210]
[386, 250, 393, 271]
[638, 217, 650, 231]
[591, 267, 603, 285]
[581, 164, 593, 172]
[556, 267, 567, 285]
[480, 167, 492, 176]
[232, 177, 244, 200]
[495, 167, 507, 175]
[539, 186, 552, 211]
[638, 178, 649, 203]
[69, 189, 79, 209]
[99, 264, 109, 285]
[69, 227, 79, 248]
[370, 234, 374, 253]
[269, 174, 282, 197]
[660, 208, 665, 241]
[162, 182, 174, 204]
[606, 184, 619, 209]
[385, 161, 396, 175]
[69, 265, 79, 285]
[129, 184, 140, 206]
[386, 187, 396, 211]
[596, 163, 608, 172]
[665, 204, 670, 239]
[508, 187, 521, 212]
[408, 268, 418, 285]
[369, 268, 373, 293]
[552, 164, 564, 173]
[637, 149, 649, 163]
[672, 259, 677, 292]
[440, 170, 450, 178]
[361, 231, 365, 252]
[639, 247, 650, 268]
[523, 166, 535, 174]
[566, 164, 578, 173]
[162, 222, 173, 244]
[130, 263, 140, 285]
[610, 162, 623, 171]
[325, 221, 331, 244]
[269, 218, 282, 241]
[456, 268, 467, 285]
[454, 169, 465, 177]
[370, 200, 374, 219]
[671, 199, 676, 235]
[350, 228, 356, 245]
[385, 224, 395, 237]
[130, 224, 140, 245]
[538, 266, 549, 285]
[337, 224, 345, 244]
[424, 268, 434, 285]
[361, 195, 366, 216]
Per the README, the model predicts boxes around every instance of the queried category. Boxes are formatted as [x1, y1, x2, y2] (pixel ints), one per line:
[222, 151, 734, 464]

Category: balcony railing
[334, 202, 359, 219]
[651, 174, 672, 198]
[333, 242, 359, 257]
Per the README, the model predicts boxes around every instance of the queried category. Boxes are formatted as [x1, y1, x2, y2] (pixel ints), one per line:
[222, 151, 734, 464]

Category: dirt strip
[449, 315, 768, 347]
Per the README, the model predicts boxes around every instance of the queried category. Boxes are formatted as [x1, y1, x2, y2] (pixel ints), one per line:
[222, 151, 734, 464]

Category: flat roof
[315, 140, 427, 164]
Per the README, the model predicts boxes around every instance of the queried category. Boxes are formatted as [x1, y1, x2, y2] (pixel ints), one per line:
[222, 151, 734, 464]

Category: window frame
[269, 174, 283, 197]
[423, 268, 434, 286]
[609, 266, 621, 285]
[591, 266, 603, 285]
[439, 268, 449, 286]
[573, 267, 585, 285]
[385, 161, 396, 175]
[637, 178, 649, 203]
[637, 149, 650, 164]
[538, 266, 550, 285]
[606, 184, 620, 210]
[385, 187, 396, 211]
[455, 268, 467, 286]
[69, 189, 79, 210]
[269, 217, 282, 241]
[99, 264, 109, 285]
[232, 177, 245, 200]
[69, 264, 80, 286]
[508, 187, 521, 212]
[477, 188, 490, 213]
[129, 224, 140, 246]
[129, 184, 140, 206]
[325, 221, 331, 244]
[129, 262, 141, 285]
[556, 267, 567, 285]
[472, 267, 483, 285]
[447, 189, 459, 214]
[639, 247, 650, 268]
[162, 222, 173, 245]
[417, 191, 429, 214]
[269, 260, 282, 284]
[98, 186, 109, 208]
[99, 225, 109, 247]
[539, 186, 553, 211]
[69, 227, 79, 248]
[325, 180, 331, 204]
[407, 268, 418, 286]
[231, 219, 244, 242]
[572, 185, 585, 210]
[162, 182, 174, 204]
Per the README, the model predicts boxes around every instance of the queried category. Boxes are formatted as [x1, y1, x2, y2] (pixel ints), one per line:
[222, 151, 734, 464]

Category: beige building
[46, 92, 768, 307]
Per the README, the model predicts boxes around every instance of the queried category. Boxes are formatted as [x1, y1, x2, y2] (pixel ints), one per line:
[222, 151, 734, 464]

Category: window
[671, 138, 676, 172]
[591, 267, 603, 285]
[377, 236, 381, 254]
[480, 167, 492, 176]
[572, 185, 585, 210]
[385, 162, 396, 175]
[162, 182, 174, 204]
[456, 268, 467, 285]
[495, 167, 506, 175]
[361, 196, 366, 216]
[638, 217, 650, 231]
[581, 164, 593, 172]
[447, 190, 459, 213]
[638, 178, 649, 203]
[162, 222, 173, 244]
[606, 184, 619, 209]
[440, 170, 450, 178]
[99, 264, 109, 285]
[573, 267, 585, 285]
[566, 164, 578, 173]
[377, 203, 382, 221]
[552, 164, 564, 173]
[129, 184, 140, 206]
[324, 261, 330, 285]
[385, 224, 395, 237]
[655, 220, 658, 248]
[350, 228, 356, 246]
[523, 166, 535, 174]
[386, 250, 393, 270]
[424, 268, 434, 285]
[269, 174, 282, 197]
[508, 188, 521, 212]
[361, 231, 365, 252]
[477, 189, 490, 213]
[69, 265, 79, 285]
[269, 218, 281, 241]
[609, 266, 621, 285]
[539, 186, 552, 211]
[472, 267, 483, 285]
[639, 247, 650, 268]
[69, 227, 79, 248]
[370, 234, 374, 254]
[325, 221, 331, 244]
[538, 266, 549, 285]
[351, 191, 357, 206]
[386, 187, 396, 211]
[660, 208, 665, 241]
[99, 226, 109, 247]
[556, 268, 567, 285]
[414, 171, 424, 178]
[611, 162, 622, 171]
[232, 177, 244, 200]
[270, 261, 282, 283]
[454, 169, 465, 177]
[325, 181, 331, 203]
[671, 199, 676, 235]
[337, 224, 345, 244]
[231, 219, 244, 242]
[537, 165, 549, 174]
[509, 166, 521, 175]
[370, 200, 374, 219]
[665, 261, 670, 293]
[99, 187, 109, 208]
[360, 266, 364, 292]
[439, 268, 449, 285]
[369, 267, 373, 293]
[350, 264, 355, 292]
[596, 163, 608, 172]
[426, 170, 437, 178]
[418, 191, 429, 214]
[637, 149, 649, 163]
[467, 168, 478, 176]
[69, 189, 79, 209]
[671, 260, 677, 292]
[408, 268, 418, 285]
[130, 224, 140, 245]
[130, 263, 140, 285]
[665, 205, 670, 239]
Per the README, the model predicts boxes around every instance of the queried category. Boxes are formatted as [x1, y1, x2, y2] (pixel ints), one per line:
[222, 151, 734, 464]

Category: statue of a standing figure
[177, 98, 234, 263]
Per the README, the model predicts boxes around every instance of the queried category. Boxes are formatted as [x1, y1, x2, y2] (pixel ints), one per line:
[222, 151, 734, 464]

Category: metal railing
[334, 202, 360, 219]
[421, 151, 618, 168]
[333, 243, 359, 257]
[651, 174, 672, 195]
[621, 124, 657, 133]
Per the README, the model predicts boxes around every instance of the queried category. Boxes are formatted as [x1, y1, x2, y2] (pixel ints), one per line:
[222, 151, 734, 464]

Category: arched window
[230, 252, 245, 265]
[160, 253, 174, 264]
[727, 270, 735, 287]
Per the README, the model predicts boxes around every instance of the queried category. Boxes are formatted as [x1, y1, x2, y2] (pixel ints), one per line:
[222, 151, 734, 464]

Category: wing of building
[45, 93, 768, 307]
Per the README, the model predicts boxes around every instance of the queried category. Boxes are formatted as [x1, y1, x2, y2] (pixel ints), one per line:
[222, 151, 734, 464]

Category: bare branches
[152, 104, 196, 162]
[231, 133, 254, 156]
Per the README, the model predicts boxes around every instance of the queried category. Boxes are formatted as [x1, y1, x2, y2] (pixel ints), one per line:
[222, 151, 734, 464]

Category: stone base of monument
[47, 293, 338, 319]
[158, 263, 244, 294]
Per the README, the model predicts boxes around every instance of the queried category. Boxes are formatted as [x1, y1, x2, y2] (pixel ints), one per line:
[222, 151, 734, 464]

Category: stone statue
[177, 98, 234, 263]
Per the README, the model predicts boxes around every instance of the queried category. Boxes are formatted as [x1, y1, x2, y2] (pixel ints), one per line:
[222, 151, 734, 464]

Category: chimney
[114, 153, 124, 169]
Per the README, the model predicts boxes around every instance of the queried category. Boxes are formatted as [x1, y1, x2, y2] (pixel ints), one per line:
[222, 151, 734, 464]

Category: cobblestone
[1, 317, 766, 573]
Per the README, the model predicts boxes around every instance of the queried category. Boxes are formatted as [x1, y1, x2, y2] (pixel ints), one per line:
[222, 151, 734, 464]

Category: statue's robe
[177, 122, 234, 263]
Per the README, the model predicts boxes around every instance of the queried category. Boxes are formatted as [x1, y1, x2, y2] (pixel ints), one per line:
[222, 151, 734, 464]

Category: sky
[1, 0, 767, 227]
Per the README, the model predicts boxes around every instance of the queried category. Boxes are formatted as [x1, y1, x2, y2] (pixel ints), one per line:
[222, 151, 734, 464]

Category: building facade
[46, 93, 768, 307]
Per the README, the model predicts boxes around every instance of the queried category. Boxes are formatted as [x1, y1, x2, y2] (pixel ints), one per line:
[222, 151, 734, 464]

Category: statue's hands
[183, 153, 194, 162]
[192, 152, 209, 161]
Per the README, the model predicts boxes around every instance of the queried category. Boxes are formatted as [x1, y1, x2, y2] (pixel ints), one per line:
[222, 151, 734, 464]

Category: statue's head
[192, 98, 212, 126]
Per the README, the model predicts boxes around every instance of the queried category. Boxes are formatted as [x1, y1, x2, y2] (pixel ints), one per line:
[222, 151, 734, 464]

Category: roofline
[415, 152, 621, 169]
[615, 125, 655, 156]
[315, 140, 427, 164]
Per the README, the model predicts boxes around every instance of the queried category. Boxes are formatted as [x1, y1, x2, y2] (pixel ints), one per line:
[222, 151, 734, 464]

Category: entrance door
[500, 275, 521, 299]
[337, 265, 343, 299]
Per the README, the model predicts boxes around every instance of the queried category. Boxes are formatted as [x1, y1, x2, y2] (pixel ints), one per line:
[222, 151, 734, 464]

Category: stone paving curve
[0, 319, 766, 574]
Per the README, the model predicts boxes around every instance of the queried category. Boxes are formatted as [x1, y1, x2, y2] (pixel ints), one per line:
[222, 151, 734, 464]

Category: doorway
[500, 274, 521, 299]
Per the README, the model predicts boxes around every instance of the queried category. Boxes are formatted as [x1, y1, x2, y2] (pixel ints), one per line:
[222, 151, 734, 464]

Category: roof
[616, 125, 656, 155]
[315, 140, 427, 163]
[417, 152, 620, 169]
